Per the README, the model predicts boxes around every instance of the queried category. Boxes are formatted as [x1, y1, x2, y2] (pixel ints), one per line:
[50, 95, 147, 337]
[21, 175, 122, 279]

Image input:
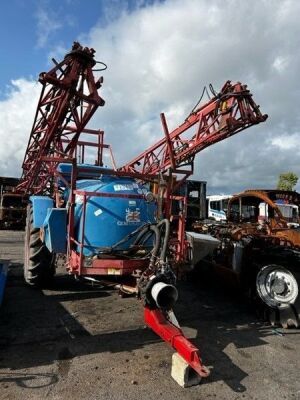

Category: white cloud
[272, 56, 289, 73]
[35, 6, 62, 48]
[271, 134, 300, 151]
[2, 0, 300, 194]
[0, 80, 40, 176]
[83, 0, 300, 192]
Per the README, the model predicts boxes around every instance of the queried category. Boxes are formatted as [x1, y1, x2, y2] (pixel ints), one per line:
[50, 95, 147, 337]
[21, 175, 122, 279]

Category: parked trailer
[17, 43, 267, 386]
[193, 189, 300, 328]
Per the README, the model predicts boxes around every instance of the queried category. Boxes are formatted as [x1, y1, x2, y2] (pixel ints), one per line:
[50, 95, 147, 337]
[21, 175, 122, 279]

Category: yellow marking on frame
[108, 268, 121, 275]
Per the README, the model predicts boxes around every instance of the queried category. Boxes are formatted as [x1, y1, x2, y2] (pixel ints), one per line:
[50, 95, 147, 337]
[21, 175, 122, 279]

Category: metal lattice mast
[120, 81, 267, 181]
[17, 42, 105, 195]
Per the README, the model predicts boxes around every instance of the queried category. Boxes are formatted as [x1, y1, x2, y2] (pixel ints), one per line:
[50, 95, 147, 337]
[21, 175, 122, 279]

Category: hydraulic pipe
[151, 282, 178, 310]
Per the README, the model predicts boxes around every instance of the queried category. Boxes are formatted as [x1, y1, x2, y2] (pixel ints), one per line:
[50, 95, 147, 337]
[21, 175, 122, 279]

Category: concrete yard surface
[0, 230, 300, 400]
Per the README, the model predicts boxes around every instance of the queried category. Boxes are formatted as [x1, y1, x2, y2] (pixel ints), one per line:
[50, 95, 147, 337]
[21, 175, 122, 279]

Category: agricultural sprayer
[17, 43, 267, 385]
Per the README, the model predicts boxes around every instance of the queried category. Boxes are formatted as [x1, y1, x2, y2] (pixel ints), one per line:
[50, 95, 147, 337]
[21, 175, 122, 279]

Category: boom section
[120, 81, 267, 177]
[17, 42, 105, 195]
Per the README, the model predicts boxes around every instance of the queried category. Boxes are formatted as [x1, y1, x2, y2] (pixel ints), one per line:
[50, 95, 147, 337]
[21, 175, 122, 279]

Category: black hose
[157, 219, 170, 262]
[110, 223, 151, 250]
[132, 224, 152, 246]
[134, 230, 155, 246]
[190, 86, 211, 114]
[102, 219, 171, 268]
[148, 225, 161, 269]
[209, 83, 219, 97]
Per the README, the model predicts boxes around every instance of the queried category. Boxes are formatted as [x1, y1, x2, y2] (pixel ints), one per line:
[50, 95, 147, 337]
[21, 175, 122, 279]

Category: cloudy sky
[1, 0, 300, 194]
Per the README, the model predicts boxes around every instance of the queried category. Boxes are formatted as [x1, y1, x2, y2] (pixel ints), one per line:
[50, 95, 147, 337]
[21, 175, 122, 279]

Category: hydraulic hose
[148, 224, 161, 269]
[157, 219, 170, 262]
[102, 220, 170, 269]
[110, 223, 151, 250]
[133, 224, 153, 246]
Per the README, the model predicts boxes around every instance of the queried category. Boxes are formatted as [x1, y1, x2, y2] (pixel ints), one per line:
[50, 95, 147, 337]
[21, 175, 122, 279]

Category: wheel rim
[256, 265, 298, 308]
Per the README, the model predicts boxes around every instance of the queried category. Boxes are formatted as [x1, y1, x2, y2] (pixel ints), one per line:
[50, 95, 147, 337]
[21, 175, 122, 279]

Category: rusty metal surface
[227, 189, 300, 247]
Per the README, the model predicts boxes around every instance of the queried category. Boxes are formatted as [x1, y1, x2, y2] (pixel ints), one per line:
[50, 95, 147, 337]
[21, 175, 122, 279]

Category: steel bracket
[144, 307, 210, 378]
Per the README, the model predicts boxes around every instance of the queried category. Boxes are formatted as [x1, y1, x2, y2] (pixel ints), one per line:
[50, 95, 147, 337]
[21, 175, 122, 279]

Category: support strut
[144, 307, 210, 378]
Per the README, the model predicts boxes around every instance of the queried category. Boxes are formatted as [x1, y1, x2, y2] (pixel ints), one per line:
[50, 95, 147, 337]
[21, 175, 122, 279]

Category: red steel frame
[120, 81, 267, 264]
[121, 81, 267, 184]
[144, 308, 210, 378]
[17, 42, 105, 196]
[67, 184, 150, 276]
[17, 43, 268, 381]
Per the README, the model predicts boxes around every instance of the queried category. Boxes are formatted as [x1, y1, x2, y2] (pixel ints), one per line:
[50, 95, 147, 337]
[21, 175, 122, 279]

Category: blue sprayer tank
[58, 164, 156, 257]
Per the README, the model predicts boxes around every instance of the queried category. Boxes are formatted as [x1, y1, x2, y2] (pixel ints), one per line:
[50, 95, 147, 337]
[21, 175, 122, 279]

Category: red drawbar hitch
[144, 307, 210, 378]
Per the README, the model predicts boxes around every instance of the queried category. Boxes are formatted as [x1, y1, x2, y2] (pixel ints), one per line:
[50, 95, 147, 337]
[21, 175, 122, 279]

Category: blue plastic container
[59, 164, 156, 257]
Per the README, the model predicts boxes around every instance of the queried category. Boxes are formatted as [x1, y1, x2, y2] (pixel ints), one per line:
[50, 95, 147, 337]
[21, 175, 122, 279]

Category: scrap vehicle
[16, 42, 267, 383]
[193, 189, 300, 328]
[206, 190, 299, 224]
[257, 190, 299, 228]
[0, 177, 26, 229]
[176, 180, 207, 230]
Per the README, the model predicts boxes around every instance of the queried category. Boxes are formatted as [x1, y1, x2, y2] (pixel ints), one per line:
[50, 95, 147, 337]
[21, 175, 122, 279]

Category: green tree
[277, 172, 298, 191]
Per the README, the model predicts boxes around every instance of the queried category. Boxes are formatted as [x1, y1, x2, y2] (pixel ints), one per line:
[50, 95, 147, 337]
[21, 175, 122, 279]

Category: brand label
[94, 209, 103, 216]
[114, 184, 134, 191]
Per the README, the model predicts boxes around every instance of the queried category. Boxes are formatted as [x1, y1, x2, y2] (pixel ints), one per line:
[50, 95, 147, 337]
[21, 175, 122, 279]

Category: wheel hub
[271, 277, 287, 295]
[256, 265, 298, 308]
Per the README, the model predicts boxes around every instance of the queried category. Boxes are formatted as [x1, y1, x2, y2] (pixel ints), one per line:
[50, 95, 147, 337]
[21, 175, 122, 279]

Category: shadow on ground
[0, 260, 278, 394]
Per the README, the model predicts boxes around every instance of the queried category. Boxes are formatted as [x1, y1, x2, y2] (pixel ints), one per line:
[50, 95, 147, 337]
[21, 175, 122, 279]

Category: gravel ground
[0, 230, 300, 400]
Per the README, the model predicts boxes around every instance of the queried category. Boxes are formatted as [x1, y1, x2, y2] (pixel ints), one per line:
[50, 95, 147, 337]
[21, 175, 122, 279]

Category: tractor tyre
[24, 205, 55, 287]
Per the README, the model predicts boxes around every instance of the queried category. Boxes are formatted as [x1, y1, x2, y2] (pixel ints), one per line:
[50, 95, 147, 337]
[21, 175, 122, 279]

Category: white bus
[259, 202, 299, 227]
[206, 195, 232, 221]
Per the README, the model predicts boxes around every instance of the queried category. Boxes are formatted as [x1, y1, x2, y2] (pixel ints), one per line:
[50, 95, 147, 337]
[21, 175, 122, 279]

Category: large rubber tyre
[24, 205, 55, 287]
[263, 267, 300, 329]
[250, 263, 300, 329]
